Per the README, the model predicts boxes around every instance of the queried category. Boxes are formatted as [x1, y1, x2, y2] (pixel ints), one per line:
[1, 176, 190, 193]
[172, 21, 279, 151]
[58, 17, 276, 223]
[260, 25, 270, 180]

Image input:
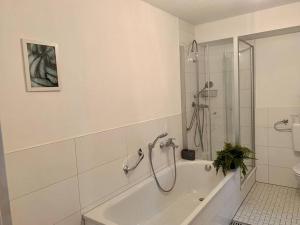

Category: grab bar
[123, 149, 144, 174]
[274, 119, 292, 132]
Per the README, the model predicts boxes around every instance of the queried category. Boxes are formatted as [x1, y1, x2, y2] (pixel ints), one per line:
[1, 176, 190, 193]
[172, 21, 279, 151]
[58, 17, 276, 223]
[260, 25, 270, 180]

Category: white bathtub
[84, 160, 241, 225]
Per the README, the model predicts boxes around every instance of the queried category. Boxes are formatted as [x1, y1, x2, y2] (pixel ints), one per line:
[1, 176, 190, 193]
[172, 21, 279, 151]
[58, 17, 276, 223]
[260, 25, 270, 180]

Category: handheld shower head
[195, 81, 214, 98]
[158, 132, 168, 139]
[148, 132, 168, 151]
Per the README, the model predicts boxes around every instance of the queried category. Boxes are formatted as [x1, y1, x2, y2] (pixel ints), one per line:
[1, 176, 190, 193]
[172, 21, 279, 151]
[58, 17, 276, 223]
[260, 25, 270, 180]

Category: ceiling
[142, 0, 300, 25]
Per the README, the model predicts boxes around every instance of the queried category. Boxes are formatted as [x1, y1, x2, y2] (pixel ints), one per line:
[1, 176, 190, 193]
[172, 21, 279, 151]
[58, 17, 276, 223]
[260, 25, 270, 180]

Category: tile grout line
[73, 138, 83, 212]
[235, 183, 300, 225]
[10, 174, 78, 202]
[5, 114, 182, 154]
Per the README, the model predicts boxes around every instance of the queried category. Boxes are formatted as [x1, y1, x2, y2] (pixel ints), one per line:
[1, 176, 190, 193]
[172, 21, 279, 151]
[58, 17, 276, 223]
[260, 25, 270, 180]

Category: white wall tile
[240, 126, 252, 148]
[207, 72, 224, 91]
[255, 127, 268, 146]
[268, 128, 292, 148]
[240, 107, 251, 127]
[124, 118, 166, 154]
[78, 158, 128, 208]
[55, 211, 82, 225]
[255, 108, 268, 128]
[256, 165, 268, 183]
[268, 147, 300, 168]
[208, 54, 224, 74]
[239, 51, 251, 71]
[239, 70, 251, 90]
[5, 115, 183, 225]
[240, 90, 251, 108]
[184, 74, 192, 95]
[269, 166, 299, 188]
[155, 144, 178, 171]
[6, 140, 77, 200]
[10, 177, 80, 225]
[255, 146, 268, 165]
[75, 129, 127, 173]
[268, 107, 300, 128]
[166, 115, 182, 141]
[210, 107, 226, 126]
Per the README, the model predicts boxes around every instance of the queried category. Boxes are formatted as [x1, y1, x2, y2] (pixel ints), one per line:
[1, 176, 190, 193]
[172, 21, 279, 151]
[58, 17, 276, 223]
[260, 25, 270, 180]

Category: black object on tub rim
[181, 149, 195, 160]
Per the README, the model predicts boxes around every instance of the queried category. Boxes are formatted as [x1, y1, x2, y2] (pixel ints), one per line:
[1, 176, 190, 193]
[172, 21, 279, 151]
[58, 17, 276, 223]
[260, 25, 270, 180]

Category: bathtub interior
[85, 161, 227, 225]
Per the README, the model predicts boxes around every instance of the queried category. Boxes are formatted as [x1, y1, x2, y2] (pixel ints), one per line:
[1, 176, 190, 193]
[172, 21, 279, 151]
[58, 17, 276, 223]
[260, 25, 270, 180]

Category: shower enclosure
[180, 38, 255, 179]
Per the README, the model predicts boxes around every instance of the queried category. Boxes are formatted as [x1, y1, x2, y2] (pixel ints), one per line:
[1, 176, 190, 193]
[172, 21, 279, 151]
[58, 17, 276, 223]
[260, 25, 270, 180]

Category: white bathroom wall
[0, 0, 181, 152]
[179, 19, 195, 46]
[195, 2, 300, 43]
[254, 32, 300, 188]
[5, 115, 182, 225]
[0, 0, 186, 224]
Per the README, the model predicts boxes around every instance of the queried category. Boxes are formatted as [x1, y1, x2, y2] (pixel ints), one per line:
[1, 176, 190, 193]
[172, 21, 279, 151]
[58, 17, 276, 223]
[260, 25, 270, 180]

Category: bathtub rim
[181, 168, 236, 225]
[83, 160, 236, 225]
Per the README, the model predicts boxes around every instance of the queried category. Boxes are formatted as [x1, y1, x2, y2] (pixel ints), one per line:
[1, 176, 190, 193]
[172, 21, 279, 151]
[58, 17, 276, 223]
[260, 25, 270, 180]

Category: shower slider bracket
[123, 149, 144, 174]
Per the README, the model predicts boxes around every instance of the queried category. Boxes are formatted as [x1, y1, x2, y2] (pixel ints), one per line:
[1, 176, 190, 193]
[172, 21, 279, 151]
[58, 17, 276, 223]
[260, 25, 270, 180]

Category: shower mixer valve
[159, 138, 179, 149]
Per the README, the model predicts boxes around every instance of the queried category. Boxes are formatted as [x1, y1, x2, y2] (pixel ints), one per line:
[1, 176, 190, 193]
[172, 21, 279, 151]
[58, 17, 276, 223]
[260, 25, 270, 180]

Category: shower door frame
[239, 39, 256, 154]
[235, 37, 256, 182]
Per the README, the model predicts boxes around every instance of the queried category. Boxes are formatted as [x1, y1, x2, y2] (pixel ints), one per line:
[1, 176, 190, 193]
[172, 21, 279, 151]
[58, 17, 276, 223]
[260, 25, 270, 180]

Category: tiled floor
[234, 182, 300, 225]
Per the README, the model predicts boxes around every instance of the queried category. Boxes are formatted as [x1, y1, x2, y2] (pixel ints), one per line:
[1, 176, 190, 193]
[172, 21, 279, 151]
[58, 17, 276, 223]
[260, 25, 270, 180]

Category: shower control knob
[160, 138, 178, 149]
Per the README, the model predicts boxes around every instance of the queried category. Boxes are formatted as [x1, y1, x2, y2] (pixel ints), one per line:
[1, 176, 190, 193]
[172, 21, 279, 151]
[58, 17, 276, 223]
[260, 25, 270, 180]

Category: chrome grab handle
[274, 119, 292, 132]
[123, 149, 144, 174]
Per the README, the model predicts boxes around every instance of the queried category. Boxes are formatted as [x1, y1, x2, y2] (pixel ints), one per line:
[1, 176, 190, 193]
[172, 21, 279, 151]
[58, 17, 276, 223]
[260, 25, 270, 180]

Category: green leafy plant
[213, 143, 255, 176]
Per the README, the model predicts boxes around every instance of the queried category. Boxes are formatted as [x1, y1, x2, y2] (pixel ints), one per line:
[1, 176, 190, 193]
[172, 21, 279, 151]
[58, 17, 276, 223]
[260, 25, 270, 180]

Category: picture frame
[22, 39, 61, 92]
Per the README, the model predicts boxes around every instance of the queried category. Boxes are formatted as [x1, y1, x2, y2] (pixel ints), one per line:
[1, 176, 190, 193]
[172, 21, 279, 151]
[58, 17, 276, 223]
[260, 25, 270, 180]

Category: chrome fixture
[148, 132, 168, 151]
[159, 138, 179, 149]
[148, 133, 178, 192]
[205, 164, 212, 171]
[274, 119, 292, 132]
[194, 81, 214, 98]
[191, 40, 199, 53]
[187, 80, 214, 152]
[123, 149, 144, 174]
[187, 40, 200, 62]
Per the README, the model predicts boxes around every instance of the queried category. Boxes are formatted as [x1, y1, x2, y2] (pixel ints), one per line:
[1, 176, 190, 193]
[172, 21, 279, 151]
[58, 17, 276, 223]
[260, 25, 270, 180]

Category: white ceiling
[142, 0, 300, 25]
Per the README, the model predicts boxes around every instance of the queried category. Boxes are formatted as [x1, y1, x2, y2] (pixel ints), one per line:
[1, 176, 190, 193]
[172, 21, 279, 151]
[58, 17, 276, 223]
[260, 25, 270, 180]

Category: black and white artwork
[22, 39, 60, 91]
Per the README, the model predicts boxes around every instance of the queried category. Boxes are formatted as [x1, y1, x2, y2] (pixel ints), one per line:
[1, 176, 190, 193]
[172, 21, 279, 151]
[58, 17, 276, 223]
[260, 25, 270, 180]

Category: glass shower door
[239, 40, 255, 180]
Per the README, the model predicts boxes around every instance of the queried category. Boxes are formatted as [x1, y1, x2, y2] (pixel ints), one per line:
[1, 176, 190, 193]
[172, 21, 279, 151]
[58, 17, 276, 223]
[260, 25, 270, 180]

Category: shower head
[187, 40, 199, 62]
[191, 40, 199, 53]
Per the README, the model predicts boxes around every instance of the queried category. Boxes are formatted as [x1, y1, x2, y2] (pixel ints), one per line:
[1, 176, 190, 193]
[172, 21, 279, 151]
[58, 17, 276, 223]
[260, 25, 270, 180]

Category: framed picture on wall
[22, 39, 61, 92]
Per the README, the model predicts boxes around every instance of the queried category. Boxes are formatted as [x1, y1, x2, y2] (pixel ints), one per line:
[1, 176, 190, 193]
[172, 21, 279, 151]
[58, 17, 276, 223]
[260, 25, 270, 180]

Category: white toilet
[292, 121, 300, 179]
[293, 163, 300, 178]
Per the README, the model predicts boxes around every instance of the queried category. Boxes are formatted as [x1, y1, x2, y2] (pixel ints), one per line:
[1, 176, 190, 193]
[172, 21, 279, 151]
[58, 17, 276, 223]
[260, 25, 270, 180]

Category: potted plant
[213, 143, 255, 176]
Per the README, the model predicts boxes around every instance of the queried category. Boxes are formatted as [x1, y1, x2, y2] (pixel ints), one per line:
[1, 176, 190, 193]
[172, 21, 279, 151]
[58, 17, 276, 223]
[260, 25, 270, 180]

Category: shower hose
[149, 145, 177, 192]
[187, 104, 205, 150]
